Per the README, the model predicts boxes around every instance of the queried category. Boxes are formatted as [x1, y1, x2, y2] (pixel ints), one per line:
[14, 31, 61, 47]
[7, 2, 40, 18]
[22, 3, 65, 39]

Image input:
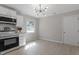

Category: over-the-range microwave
[0, 16, 17, 32]
[0, 16, 16, 25]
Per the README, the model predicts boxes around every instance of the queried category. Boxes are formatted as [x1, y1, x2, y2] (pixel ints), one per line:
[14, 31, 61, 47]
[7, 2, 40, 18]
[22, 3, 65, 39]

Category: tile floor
[4, 39, 79, 55]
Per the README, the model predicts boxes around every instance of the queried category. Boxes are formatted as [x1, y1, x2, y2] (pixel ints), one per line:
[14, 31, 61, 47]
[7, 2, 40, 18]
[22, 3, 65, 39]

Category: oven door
[0, 39, 4, 52]
[0, 37, 19, 52]
[4, 37, 19, 50]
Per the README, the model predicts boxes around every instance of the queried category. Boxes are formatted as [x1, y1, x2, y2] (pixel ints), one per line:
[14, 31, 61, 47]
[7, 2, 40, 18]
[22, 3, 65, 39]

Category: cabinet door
[16, 15, 25, 33]
[8, 9, 16, 18]
[63, 16, 79, 46]
[19, 34, 26, 46]
[0, 6, 16, 18]
[0, 6, 9, 15]
[16, 15, 24, 27]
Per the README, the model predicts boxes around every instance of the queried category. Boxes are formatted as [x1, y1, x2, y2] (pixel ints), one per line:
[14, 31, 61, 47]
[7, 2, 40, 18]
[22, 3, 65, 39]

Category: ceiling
[3, 4, 79, 18]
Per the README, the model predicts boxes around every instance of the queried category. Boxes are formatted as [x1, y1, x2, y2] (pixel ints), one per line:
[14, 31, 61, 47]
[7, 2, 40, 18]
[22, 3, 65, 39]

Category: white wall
[39, 15, 63, 43]
[39, 9, 79, 45]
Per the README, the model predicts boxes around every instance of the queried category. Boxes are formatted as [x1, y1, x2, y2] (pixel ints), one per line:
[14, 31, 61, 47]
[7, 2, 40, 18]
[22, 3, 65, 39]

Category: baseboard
[40, 36, 79, 47]
[40, 36, 64, 44]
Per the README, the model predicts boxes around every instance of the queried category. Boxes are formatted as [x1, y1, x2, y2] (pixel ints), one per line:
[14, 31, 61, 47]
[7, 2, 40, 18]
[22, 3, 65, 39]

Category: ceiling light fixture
[34, 4, 48, 16]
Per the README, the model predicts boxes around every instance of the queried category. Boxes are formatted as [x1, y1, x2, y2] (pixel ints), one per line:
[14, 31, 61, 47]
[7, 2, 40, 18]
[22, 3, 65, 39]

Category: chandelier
[34, 4, 48, 16]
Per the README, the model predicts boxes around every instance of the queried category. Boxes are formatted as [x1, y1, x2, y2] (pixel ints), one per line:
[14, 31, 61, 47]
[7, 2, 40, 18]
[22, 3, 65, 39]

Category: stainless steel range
[0, 16, 19, 52]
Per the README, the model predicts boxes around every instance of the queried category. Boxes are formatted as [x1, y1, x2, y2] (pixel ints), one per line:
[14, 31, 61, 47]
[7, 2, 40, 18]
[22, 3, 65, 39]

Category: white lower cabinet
[19, 34, 26, 46]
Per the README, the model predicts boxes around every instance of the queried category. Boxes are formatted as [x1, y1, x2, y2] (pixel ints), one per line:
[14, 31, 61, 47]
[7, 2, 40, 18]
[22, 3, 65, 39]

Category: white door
[63, 15, 79, 46]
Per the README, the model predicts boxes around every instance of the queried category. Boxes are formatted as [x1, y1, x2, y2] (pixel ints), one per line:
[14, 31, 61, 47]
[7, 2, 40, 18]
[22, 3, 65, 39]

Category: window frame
[26, 20, 35, 33]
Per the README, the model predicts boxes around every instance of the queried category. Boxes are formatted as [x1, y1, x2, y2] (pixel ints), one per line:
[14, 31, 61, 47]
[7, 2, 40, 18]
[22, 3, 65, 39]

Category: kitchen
[0, 5, 38, 54]
[0, 0, 79, 58]
[1, 4, 79, 55]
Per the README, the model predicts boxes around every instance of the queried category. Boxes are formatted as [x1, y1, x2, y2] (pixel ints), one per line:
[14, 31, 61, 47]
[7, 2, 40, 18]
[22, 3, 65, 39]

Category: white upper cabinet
[16, 15, 24, 27]
[7, 9, 16, 18]
[16, 15, 25, 33]
[0, 6, 8, 15]
[0, 6, 16, 18]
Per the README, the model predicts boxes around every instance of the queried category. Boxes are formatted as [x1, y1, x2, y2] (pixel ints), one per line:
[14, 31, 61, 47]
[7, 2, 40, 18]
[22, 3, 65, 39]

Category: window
[26, 21, 35, 33]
